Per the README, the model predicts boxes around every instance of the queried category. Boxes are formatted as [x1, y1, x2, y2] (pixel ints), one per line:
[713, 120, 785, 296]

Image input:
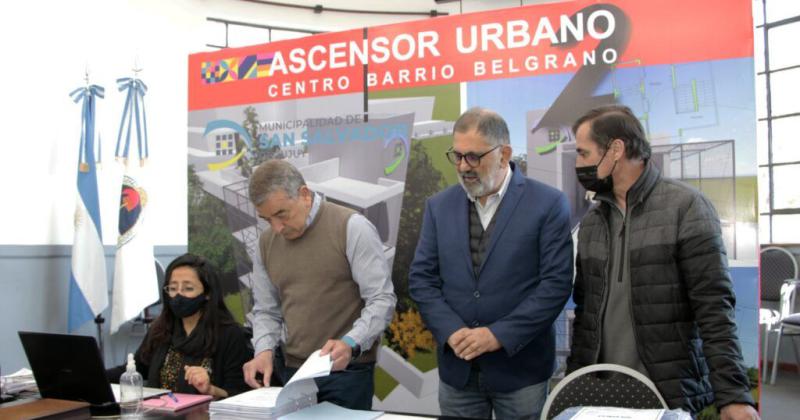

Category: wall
[0, 0, 202, 246]
[0, 0, 201, 372]
[0, 245, 185, 372]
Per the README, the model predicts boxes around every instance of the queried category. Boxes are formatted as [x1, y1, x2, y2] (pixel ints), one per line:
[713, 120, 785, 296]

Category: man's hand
[447, 328, 470, 354]
[320, 339, 353, 371]
[184, 365, 212, 395]
[720, 403, 759, 420]
[452, 327, 501, 361]
[243, 350, 274, 388]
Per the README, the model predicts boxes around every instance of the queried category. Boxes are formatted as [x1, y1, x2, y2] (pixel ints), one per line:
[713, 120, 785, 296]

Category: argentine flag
[68, 84, 108, 332]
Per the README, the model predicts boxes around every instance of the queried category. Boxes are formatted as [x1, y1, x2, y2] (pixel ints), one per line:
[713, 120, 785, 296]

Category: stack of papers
[555, 407, 692, 420]
[569, 407, 664, 420]
[210, 387, 306, 419]
[2, 368, 37, 394]
[210, 350, 332, 419]
[280, 401, 383, 420]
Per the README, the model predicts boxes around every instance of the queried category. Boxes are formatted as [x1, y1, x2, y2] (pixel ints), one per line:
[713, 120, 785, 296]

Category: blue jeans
[439, 367, 548, 420]
[275, 351, 375, 410]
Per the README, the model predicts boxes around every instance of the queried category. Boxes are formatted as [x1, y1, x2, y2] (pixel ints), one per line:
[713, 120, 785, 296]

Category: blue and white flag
[111, 76, 159, 333]
[68, 84, 108, 332]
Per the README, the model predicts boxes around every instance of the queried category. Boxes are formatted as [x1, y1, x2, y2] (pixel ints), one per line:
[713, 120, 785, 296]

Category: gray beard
[458, 172, 495, 199]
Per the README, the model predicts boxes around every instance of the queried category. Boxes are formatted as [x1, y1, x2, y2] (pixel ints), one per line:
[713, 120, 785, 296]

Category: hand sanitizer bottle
[119, 353, 143, 418]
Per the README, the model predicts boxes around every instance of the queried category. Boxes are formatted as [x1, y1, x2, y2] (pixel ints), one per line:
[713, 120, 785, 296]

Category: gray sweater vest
[259, 201, 377, 367]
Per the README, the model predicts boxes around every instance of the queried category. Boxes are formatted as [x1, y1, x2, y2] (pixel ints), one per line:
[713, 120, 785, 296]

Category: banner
[189, 0, 751, 109]
[188, 0, 758, 415]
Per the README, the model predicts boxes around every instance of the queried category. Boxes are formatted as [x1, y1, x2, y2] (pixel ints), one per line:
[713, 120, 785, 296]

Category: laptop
[18, 331, 168, 416]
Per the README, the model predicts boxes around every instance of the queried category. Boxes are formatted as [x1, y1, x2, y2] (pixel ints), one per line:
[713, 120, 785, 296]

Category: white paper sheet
[286, 350, 333, 386]
[278, 401, 383, 420]
[215, 386, 282, 408]
[571, 407, 665, 420]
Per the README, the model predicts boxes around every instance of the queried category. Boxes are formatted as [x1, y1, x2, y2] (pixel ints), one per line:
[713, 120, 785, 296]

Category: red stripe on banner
[619, 0, 754, 65]
[188, 0, 753, 110]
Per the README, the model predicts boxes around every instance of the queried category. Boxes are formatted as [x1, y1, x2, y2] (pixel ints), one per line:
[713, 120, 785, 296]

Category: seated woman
[107, 253, 252, 397]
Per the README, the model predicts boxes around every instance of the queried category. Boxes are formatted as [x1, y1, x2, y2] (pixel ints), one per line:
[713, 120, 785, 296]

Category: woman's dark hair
[571, 104, 651, 160]
[140, 253, 236, 360]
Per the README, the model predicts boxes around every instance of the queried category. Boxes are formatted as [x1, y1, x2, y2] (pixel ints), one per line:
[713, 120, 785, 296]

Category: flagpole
[94, 314, 105, 355]
[85, 66, 106, 357]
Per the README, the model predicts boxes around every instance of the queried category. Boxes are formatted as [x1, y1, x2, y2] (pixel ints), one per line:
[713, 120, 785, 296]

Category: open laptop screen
[18, 331, 117, 408]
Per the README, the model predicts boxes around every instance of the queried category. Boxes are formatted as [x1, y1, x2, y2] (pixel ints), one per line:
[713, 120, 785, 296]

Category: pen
[166, 392, 179, 403]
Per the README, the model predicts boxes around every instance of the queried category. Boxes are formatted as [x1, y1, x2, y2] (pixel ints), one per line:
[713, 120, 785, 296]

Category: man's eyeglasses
[445, 145, 500, 168]
[163, 285, 198, 296]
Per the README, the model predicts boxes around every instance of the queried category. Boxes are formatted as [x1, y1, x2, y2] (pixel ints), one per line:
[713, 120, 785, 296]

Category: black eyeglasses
[445, 145, 500, 168]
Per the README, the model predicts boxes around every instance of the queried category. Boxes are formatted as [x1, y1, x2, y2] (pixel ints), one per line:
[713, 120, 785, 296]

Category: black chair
[540, 363, 668, 420]
[133, 258, 166, 327]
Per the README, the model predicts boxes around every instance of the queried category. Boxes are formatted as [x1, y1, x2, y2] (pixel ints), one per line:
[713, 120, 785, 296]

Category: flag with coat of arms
[68, 83, 108, 332]
[110, 74, 159, 333]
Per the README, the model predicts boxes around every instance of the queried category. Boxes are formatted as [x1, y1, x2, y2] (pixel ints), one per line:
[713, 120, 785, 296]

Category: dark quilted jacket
[566, 162, 754, 414]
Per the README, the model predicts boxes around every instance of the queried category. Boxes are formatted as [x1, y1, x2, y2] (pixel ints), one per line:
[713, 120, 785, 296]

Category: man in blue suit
[409, 107, 574, 419]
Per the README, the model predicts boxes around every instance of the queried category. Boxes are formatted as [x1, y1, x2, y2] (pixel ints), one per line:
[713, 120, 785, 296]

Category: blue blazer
[409, 163, 573, 392]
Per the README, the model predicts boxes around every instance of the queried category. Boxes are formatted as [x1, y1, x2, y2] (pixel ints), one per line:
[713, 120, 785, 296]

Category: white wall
[0, 0, 555, 247]
[0, 0, 203, 246]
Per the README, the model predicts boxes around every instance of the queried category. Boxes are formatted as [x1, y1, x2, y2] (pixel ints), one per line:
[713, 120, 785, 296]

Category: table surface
[0, 395, 448, 419]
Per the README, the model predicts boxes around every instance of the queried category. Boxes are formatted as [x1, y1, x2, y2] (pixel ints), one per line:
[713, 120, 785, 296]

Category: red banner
[188, 0, 753, 110]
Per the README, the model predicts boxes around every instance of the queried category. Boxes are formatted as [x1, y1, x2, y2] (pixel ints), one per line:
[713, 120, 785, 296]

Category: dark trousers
[274, 349, 375, 410]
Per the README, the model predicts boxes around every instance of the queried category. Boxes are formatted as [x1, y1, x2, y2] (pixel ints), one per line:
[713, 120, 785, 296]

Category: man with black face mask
[567, 105, 758, 420]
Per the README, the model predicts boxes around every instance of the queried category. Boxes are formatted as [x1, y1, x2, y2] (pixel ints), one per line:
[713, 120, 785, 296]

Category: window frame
[757, 0, 800, 244]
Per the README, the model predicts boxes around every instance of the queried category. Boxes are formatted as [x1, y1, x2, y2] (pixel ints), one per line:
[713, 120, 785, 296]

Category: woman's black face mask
[169, 294, 207, 318]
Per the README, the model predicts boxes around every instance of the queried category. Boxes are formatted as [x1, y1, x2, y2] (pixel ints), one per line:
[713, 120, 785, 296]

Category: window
[205, 17, 321, 50]
[757, 0, 800, 244]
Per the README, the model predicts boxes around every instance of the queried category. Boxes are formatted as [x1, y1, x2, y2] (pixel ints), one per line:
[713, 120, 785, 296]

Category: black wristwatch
[351, 343, 362, 361]
[343, 336, 362, 360]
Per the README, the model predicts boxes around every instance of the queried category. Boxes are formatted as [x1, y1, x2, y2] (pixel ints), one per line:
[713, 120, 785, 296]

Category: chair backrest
[541, 364, 668, 420]
[779, 280, 800, 318]
[761, 246, 799, 301]
[141, 258, 166, 324]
